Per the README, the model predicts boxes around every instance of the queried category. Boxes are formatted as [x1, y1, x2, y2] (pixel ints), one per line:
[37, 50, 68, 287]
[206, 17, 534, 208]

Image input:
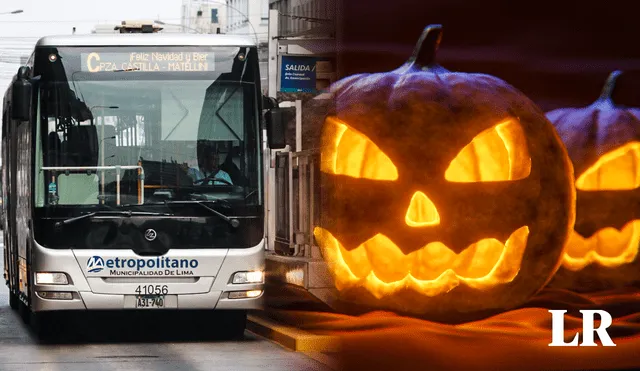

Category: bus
[0, 165, 3, 229]
[1, 31, 286, 338]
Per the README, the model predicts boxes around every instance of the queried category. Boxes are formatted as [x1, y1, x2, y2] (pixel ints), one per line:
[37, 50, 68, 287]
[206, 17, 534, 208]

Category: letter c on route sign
[87, 52, 101, 72]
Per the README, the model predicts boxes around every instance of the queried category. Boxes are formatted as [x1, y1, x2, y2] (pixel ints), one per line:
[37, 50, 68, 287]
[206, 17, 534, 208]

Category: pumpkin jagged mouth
[562, 220, 640, 271]
[313, 226, 530, 298]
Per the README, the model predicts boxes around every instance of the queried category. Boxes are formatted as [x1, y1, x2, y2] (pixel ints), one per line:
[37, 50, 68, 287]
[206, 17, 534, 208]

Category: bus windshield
[33, 46, 262, 213]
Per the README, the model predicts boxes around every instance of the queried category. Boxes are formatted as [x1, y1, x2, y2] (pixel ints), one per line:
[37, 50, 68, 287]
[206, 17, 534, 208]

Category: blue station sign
[280, 55, 318, 93]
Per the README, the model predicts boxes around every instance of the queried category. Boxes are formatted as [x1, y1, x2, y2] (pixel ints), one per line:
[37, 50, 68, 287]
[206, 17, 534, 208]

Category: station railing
[40, 165, 145, 205]
[272, 149, 320, 258]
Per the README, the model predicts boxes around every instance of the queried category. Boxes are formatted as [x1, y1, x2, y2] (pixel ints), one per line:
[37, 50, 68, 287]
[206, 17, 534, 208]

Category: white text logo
[548, 309, 616, 347]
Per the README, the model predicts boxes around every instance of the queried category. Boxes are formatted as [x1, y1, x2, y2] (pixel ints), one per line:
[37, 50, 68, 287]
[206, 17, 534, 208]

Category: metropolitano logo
[548, 309, 616, 347]
[87, 256, 105, 273]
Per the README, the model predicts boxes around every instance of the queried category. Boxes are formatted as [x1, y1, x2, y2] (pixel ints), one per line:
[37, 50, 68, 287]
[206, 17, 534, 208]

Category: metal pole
[309, 155, 315, 256]
[295, 100, 304, 255]
[298, 154, 305, 256]
[268, 9, 279, 98]
[288, 151, 294, 255]
[295, 99, 302, 152]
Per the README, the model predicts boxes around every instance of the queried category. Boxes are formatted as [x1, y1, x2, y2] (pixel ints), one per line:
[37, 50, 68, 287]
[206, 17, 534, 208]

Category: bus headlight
[35, 272, 69, 285]
[37, 291, 73, 300]
[231, 271, 264, 284]
[228, 290, 262, 299]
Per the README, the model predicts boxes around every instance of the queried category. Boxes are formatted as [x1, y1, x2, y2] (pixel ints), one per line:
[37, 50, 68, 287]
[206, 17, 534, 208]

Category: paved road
[0, 233, 328, 371]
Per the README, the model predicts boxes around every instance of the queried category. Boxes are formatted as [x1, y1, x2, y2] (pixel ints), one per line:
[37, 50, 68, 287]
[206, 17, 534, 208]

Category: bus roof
[35, 33, 256, 48]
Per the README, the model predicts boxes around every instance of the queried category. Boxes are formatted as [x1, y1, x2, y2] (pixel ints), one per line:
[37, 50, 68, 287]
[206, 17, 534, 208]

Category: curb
[246, 313, 340, 353]
[301, 351, 340, 371]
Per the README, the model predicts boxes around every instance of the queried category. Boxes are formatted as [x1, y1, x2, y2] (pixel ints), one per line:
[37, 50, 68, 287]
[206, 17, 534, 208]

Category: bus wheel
[220, 310, 247, 340]
[30, 312, 58, 343]
[17, 299, 30, 324]
[8, 290, 18, 310]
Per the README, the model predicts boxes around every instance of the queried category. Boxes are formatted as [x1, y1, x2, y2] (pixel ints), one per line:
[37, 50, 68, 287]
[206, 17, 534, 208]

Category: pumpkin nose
[405, 191, 440, 227]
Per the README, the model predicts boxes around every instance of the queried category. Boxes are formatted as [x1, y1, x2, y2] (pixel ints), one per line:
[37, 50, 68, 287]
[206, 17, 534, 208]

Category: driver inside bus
[187, 149, 233, 185]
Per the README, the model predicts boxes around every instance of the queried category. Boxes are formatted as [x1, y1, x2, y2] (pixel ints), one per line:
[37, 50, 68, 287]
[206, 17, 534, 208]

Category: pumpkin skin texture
[546, 71, 640, 292]
[311, 25, 576, 323]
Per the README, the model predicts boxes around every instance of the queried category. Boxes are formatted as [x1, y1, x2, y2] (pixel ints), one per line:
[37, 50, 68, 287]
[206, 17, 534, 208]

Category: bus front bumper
[31, 288, 264, 311]
[30, 238, 266, 312]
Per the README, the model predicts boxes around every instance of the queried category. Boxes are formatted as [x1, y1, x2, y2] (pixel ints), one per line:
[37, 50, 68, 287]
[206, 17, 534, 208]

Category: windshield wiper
[55, 210, 172, 228]
[164, 200, 240, 228]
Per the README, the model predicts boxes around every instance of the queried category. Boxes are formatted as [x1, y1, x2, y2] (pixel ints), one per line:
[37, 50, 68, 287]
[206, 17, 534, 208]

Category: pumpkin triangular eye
[445, 119, 531, 182]
[320, 116, 398, 181]
[576, 142, 640, 191]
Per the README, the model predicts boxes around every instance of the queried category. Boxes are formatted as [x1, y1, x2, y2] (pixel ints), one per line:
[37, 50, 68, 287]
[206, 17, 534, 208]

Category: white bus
[1, 30, 286, 338]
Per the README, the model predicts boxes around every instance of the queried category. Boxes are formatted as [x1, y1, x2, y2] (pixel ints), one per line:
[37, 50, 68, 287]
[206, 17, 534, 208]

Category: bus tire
[18, 300, 30, 324]
[8, 290, 18, 310]
[30, 311, 58, 343]
[220, 310, 247, 340]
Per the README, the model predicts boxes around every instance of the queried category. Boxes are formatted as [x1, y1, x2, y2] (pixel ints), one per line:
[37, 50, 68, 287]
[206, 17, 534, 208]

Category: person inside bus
[187, 148, 233, 186]
[219, 146, 245, 186]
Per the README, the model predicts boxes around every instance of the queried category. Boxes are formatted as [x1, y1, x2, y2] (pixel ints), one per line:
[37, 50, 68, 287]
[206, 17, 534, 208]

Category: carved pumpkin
[546, 71, 640, 292]
[311, 24, 576, 323]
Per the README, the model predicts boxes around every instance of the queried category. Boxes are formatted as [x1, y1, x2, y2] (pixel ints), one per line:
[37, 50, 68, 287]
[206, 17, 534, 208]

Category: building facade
[181, 0, 228, 34]
[180, 0, 269, 45]
[225, 0, 269, 45]
[267, 0, 338, 100]
[270, 0, 336, 39]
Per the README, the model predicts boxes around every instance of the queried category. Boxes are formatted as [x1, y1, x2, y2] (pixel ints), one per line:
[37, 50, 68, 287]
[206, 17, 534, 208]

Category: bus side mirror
[11, 66, 32, 122]
[265, 108, 286, 149]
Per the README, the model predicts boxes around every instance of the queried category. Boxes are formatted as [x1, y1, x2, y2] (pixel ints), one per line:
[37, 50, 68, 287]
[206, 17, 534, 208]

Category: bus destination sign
[81, 51, 215, 72]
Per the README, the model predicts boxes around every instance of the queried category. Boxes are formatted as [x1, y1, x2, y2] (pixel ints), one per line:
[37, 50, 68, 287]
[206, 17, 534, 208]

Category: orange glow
[313, 226, 529, 298]
[562, 220, 640, 271]
[562, 141, 640, 271]
[576, 141, 640, 190]
[320, 116, 398, 180]
[445, 119, 531, 182]
[272, 288, 640, 371]
[405, 191, 440, 227]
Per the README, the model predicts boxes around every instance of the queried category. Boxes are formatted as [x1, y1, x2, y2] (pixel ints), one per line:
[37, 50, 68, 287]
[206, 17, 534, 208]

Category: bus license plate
[136, 295, 165, 309]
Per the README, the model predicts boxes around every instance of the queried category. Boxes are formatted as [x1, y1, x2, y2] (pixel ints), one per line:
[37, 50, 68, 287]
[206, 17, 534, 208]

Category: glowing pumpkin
[546, 71, 640, 292]
[312, 24, 576, 323]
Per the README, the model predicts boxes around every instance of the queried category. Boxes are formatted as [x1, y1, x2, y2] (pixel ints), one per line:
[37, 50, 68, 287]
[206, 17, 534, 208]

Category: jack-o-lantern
[311, 24, 576, 323]
[546, 71, 640, 292]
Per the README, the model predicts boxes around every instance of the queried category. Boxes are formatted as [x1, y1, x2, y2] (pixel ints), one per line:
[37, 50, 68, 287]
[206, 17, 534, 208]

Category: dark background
[337, 0, 640, 111]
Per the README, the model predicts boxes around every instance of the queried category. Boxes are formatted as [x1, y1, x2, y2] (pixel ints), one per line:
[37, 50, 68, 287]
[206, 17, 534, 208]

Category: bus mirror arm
[10, 66, 33, 122]
[262, 95, 278, 110]
[265, 108, 287, 150]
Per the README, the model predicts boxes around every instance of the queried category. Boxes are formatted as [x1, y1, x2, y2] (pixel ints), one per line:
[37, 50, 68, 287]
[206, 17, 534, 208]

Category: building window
[211, 9, 218, 23]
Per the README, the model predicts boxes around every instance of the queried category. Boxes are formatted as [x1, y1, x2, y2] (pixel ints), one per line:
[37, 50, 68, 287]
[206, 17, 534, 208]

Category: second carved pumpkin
[546, 71, 640, 292]
[311, 24, 575, 323]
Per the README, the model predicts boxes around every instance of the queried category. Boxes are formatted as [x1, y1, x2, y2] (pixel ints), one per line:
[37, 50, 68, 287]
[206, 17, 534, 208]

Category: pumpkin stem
[597, 70, 622, 103]
[408, 24, 443, 69]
